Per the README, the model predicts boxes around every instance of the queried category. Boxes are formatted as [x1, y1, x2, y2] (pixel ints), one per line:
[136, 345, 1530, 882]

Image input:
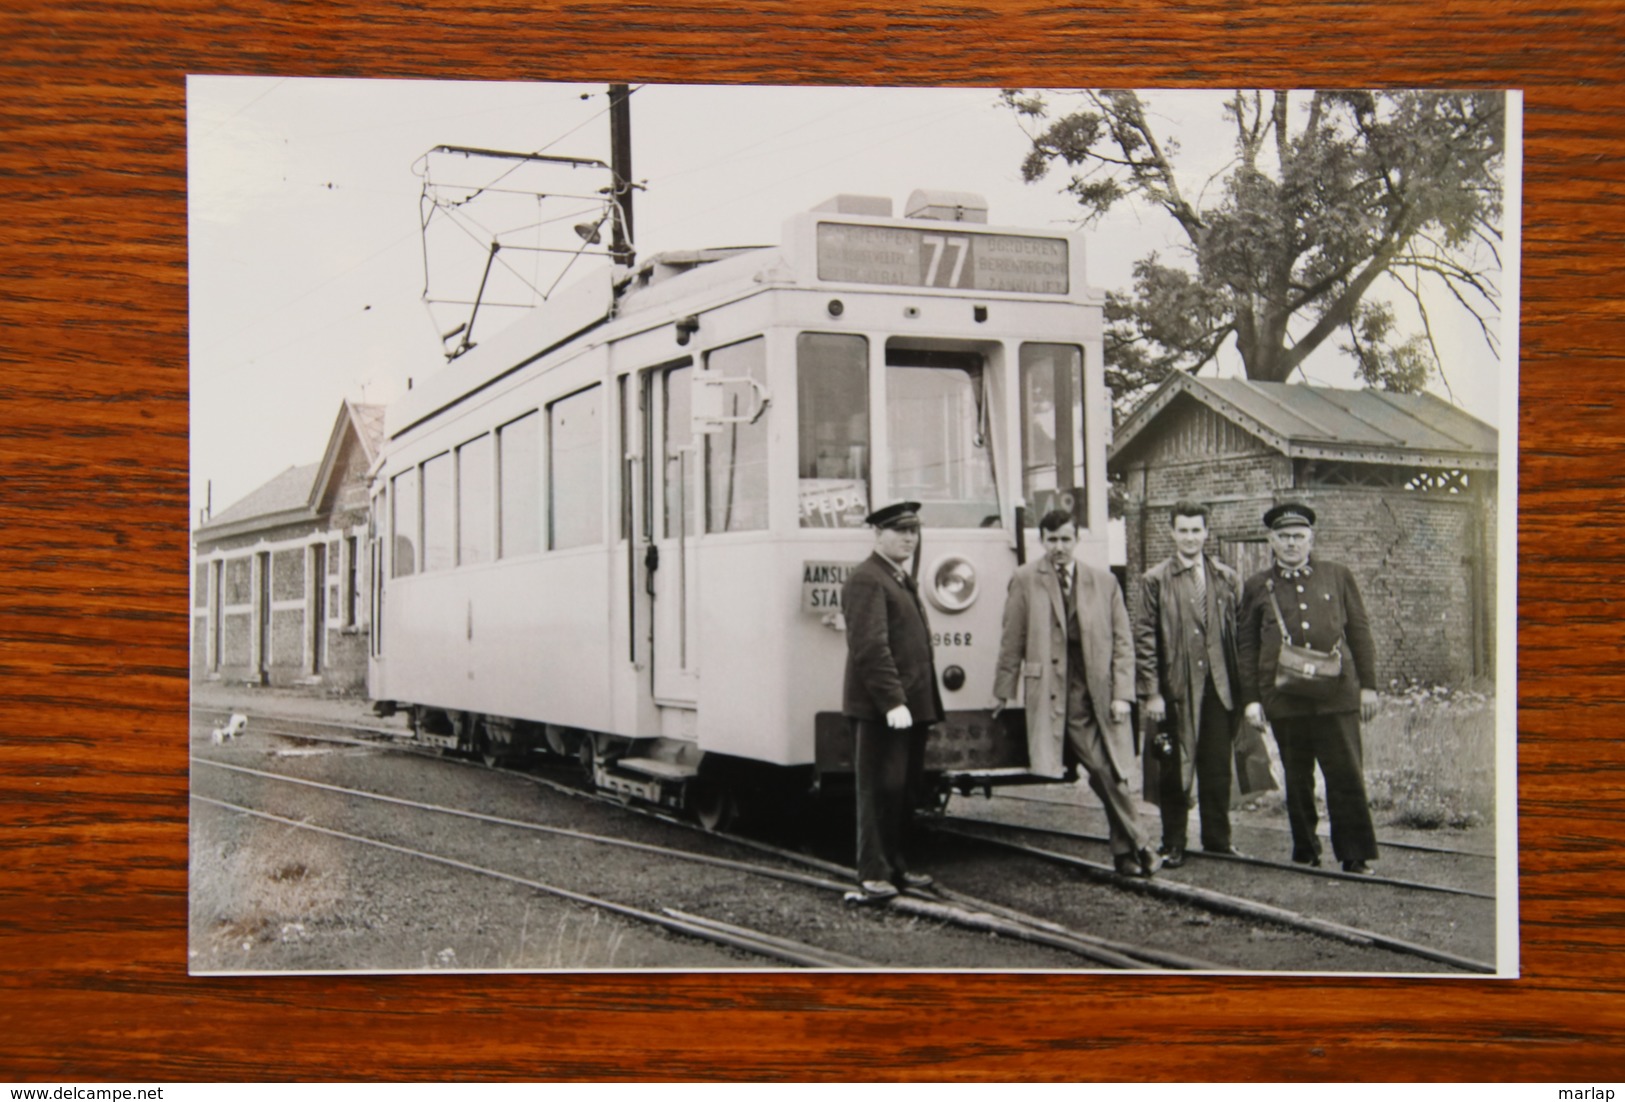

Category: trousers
[1270, 710, 1378, 863]
[1156, 678, 1235, 851]
[854, 718, 928, 884]
[1065, 644, 1148, 857]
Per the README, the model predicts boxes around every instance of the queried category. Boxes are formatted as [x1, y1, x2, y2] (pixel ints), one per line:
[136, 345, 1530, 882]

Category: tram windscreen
[885, 349, 1000, 529]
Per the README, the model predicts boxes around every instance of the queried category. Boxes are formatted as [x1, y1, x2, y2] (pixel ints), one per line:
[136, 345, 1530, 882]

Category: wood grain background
[2, 0, 1621, 1082]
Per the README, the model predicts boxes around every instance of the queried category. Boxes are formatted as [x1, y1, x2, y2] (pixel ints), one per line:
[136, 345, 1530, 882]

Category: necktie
[1060, 567, 1071, 603]
[1193, 564, 1207, 626]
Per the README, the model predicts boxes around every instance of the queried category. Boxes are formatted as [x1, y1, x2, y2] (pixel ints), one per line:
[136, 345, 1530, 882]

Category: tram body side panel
[373, 548, 616, 733]
[371, 338, 623, 734]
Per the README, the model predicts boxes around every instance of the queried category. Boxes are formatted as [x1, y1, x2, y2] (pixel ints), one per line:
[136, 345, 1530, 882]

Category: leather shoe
[1137, 846, 1162, 877]
[1161, 846, 1186, 869]
[1341, 860, 1374, 875]
[897, 871, 934, 890]
[1113, 853, 1143, 877]
[1292, 853, 1323, 868]
[859, 879, 899, 899]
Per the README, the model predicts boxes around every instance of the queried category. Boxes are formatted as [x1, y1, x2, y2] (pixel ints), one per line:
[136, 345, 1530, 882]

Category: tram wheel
[690, 779, 737, 833]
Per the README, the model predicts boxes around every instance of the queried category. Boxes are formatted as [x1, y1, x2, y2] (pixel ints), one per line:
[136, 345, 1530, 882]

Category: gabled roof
[200, 463, 321, 532]
[196, 400, 385, 542]
[1110, 374, 1499, 471]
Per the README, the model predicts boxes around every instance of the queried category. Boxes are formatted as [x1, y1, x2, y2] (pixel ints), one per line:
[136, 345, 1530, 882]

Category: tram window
[797, 333, 870, 528]
[1020, 342, 1087, 523]
[550, 384, 603, 550]
[391, 468, 418, 577]
[498, 412, 540, 558]
[886, 349, 999, 528]
[457, 434, 493, 566]
[705, 337, 768, 533]
[663, 366, 693, 538]
[422, 453, 455, 572]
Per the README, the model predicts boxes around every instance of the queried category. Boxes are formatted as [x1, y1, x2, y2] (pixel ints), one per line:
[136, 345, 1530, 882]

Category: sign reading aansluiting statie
[803, 560, 860, 613]
[815, 223, 1069, 294]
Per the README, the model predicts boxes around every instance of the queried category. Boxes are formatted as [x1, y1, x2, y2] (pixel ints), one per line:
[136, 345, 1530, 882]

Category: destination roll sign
[815, 222, 1069, 294]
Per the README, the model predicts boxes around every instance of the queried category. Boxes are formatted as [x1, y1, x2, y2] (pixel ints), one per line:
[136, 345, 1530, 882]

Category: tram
[367, 188, 1109, 824]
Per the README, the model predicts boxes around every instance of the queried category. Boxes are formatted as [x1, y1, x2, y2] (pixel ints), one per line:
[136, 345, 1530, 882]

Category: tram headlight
[926, 555, 978, 613]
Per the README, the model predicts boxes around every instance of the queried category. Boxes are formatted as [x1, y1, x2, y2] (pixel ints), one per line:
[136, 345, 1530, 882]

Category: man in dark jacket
[842, 501, 943, 899]
[1135, 500, 1245, 868]
[1237, 502, 1381, 874]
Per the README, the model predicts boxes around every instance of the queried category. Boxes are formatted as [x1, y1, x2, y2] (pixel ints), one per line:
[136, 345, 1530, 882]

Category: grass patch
[1362, 684, 1496, 830]
[190, 813, 350, 958]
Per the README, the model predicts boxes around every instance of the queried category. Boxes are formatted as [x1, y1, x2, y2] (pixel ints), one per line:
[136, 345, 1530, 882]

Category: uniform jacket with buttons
[1236, 556, 1377, 718]
[993, 556, 1136, 779]
[1134, 553, 1241, 792]
[841, 551, 944, 725]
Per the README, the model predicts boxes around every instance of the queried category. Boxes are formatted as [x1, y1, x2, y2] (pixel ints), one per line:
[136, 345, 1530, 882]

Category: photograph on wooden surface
[187, 79, 1518, 975]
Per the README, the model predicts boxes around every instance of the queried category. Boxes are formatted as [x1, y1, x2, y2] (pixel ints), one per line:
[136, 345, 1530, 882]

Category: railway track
[192, 789, 871, 968]
[191, 730, 1190, 970]
[927, 820, 1495, 974]
[937, 813, 1495, 899]
[986, 787, 1498, 861]
[192, 706, 1496, 973]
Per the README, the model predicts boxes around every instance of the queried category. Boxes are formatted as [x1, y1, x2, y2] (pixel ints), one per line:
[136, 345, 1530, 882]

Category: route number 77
[921, 234, 970, 287]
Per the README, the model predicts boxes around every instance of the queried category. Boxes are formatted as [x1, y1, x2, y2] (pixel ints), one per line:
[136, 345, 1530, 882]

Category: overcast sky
[188, 79, 1513, 521]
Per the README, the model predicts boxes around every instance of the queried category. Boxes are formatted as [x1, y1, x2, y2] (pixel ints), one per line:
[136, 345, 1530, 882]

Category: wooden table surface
[1, 0, 1621, 1082]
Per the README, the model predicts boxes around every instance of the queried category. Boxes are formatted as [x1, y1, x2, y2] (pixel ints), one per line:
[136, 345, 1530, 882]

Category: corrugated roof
[1200, 379, 1497, 453]
[1111, 375, 1499, 469]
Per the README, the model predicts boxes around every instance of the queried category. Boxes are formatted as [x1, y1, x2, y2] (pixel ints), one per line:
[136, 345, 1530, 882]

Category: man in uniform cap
[841, 501, 943, 899]
[1236, 501, 1381, 873]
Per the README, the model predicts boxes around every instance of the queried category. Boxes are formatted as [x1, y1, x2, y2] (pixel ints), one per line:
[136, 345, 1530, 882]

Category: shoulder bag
[1267, 580, 1344, 700]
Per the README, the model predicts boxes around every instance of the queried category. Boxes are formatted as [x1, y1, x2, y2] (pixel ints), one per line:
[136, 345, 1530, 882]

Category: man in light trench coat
[992, 508, 1160, 878]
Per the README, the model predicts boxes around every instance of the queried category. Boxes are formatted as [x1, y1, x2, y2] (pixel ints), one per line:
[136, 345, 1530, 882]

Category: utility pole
[609, 83, 635, 268]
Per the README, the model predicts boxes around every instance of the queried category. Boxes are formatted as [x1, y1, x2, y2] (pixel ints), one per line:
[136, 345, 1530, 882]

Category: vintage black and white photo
[188, 79, 1518, 975]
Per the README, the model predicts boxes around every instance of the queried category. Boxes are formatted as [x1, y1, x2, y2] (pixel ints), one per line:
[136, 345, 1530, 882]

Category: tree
[1003, 90, 1505, 413]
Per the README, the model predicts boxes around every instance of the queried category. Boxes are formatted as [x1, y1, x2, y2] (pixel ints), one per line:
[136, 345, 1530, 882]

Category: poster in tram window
[798, 478, 870, 528]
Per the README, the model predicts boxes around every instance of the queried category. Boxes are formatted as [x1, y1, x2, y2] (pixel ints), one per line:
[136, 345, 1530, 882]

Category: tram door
[647, 362, 699, 708]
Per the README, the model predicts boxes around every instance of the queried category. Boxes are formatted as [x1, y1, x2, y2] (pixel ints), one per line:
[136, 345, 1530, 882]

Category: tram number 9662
[932, 632, 973, 648]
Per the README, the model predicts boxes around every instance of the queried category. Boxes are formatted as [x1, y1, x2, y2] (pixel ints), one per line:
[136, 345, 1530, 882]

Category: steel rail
[984, 789, 1497, 859]
[933, 824, 1497, 975]
[191, 792, 871, 970]
[194, 757, 854, 894]
[938, 814, 1496, 899]
[654, 800, 1217, 971]
[201, 709, 1499, 862]
[194, 749, 1177, 970]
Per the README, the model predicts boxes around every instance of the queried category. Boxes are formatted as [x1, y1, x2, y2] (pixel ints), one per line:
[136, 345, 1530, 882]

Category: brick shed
[191, 401, 384, 692]
[1109, 375, 1498, 689]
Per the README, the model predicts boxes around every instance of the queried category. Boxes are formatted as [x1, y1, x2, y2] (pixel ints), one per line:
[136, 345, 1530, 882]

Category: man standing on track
[992, 508, 1159, 878]
[841, 501, 943, 901]
[1236, 502, 1381, 874]
[1135, 500, 1246, 868]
